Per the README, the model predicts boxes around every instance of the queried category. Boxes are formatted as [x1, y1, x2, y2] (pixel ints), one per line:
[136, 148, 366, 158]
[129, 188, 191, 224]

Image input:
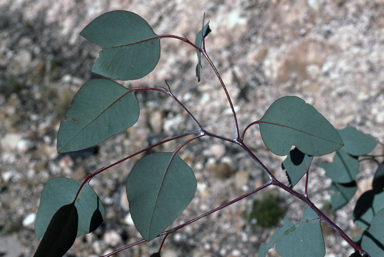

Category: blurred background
[0, 0, 383, 256]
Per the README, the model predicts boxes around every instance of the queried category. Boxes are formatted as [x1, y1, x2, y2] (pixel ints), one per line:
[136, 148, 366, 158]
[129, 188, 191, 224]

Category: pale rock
[163, 115, 183, 134]
[1, 133, 23, 152]
[22, 213, 36, 228]
[17, 138, 34, 153]
[234, 171, 250, 189]
[120, 186, 129, 211]
[307, 0, 322, 11]
[124, 213, 134, 225]
[92, 241, 103, 254]
[231, 249, 241, 256]
[103, 230, 122, 247]
[2, 170, 16, 183]
[306, 64, 321, 80]
[149, 110, 165, 134]
[59, 155, 74, 168]
[14, 49, 32, 73]
[161, 248, 179, 257]
[209, 143, 226, 159]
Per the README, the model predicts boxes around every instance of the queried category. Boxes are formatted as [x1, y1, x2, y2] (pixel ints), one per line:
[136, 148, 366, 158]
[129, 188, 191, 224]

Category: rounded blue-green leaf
[57, 79, 139, 153]
[259, 96, 343, 156]
[361, 209, 384, 256]
[81, 10, 160, 80]
[259, 207, 324, 257]
[338, 125, 377, 156]
[35, 177, 105, 239]
[33, 203, 78, 257]
[320, 149, 359, 183]
[126, 153, 197, 241]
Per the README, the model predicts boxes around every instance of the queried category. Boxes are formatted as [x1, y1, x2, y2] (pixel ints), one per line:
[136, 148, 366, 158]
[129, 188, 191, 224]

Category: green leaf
[320, 149, 359, 183]
[81, 10, 160, 80]
[372, 162, 384, 192]
[126, 153, 197, 241]
[338, 125, 377, 156]
[195, 21, 211, 82]
[33, 203, 78, 257]
[35, 177, 105, 239]
[259, 96, 343, 156]
[353, 190, 384, 229]
[259, 206, 324, 257]
[57, 79, 139, 153]
[282, 147, 313, 188]
[361, 209, 384, 256]
[330, 181, 357, 211]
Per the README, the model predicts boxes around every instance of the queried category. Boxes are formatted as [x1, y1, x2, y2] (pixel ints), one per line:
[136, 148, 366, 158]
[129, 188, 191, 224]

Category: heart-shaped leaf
[57, 79, 139, 153]
[330, 181, 357, 211]
[126, 153, 197, 241]
[35, 177, 105, 239]
[81, 10, 160, 80]
[282, 147, 313, 188]
[320, 149, 359, 183]
[259, 206, 324, 257]
[33, 203, 78, 257]
[259, 96, 343, 156]
[195, 21, 211, 82]
[338, 125, 377, 156]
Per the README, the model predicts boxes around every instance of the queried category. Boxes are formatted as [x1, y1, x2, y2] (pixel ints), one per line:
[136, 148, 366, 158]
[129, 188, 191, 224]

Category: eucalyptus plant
[33, 10, 383, 257]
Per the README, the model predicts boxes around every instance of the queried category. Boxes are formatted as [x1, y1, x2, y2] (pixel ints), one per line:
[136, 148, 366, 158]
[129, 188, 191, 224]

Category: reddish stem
[241, 120, 260, 140]
[158, 233, 169, 253]
[239, 142, 369, 257]
[201, 50, 240, 139]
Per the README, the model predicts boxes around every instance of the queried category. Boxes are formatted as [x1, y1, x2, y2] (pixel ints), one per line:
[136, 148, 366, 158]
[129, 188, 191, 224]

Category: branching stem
[72, 129, 201, 201]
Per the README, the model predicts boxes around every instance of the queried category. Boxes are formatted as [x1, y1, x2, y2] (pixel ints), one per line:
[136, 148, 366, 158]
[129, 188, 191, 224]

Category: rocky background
[1, 0, 384, 256]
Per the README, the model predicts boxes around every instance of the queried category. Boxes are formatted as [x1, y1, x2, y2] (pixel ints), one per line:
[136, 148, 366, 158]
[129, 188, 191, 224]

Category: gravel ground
[1, 0, 384, 256]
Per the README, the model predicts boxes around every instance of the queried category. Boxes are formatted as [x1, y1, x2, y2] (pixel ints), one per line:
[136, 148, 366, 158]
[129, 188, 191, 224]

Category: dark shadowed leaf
[338, 125, 377, 156]
[259, 207, 324, 257]
[195, 21, 211, 82]
[353, 190, 384, 229]
[81, 10, 160, 80]
[150, 252, 161, 257]
[361, 209, 384, 256]
[282, 147, 313, 188]
[372, 162, 384, 192]
[35, 177, 104, 239]
[126, 153, 197, 241]
[259, 96, 343, 156]
[57, 79, 139, 153]
[33, 203, 78, 257]
[320, 149, 359, 183]
[330, 181, 357, 211]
